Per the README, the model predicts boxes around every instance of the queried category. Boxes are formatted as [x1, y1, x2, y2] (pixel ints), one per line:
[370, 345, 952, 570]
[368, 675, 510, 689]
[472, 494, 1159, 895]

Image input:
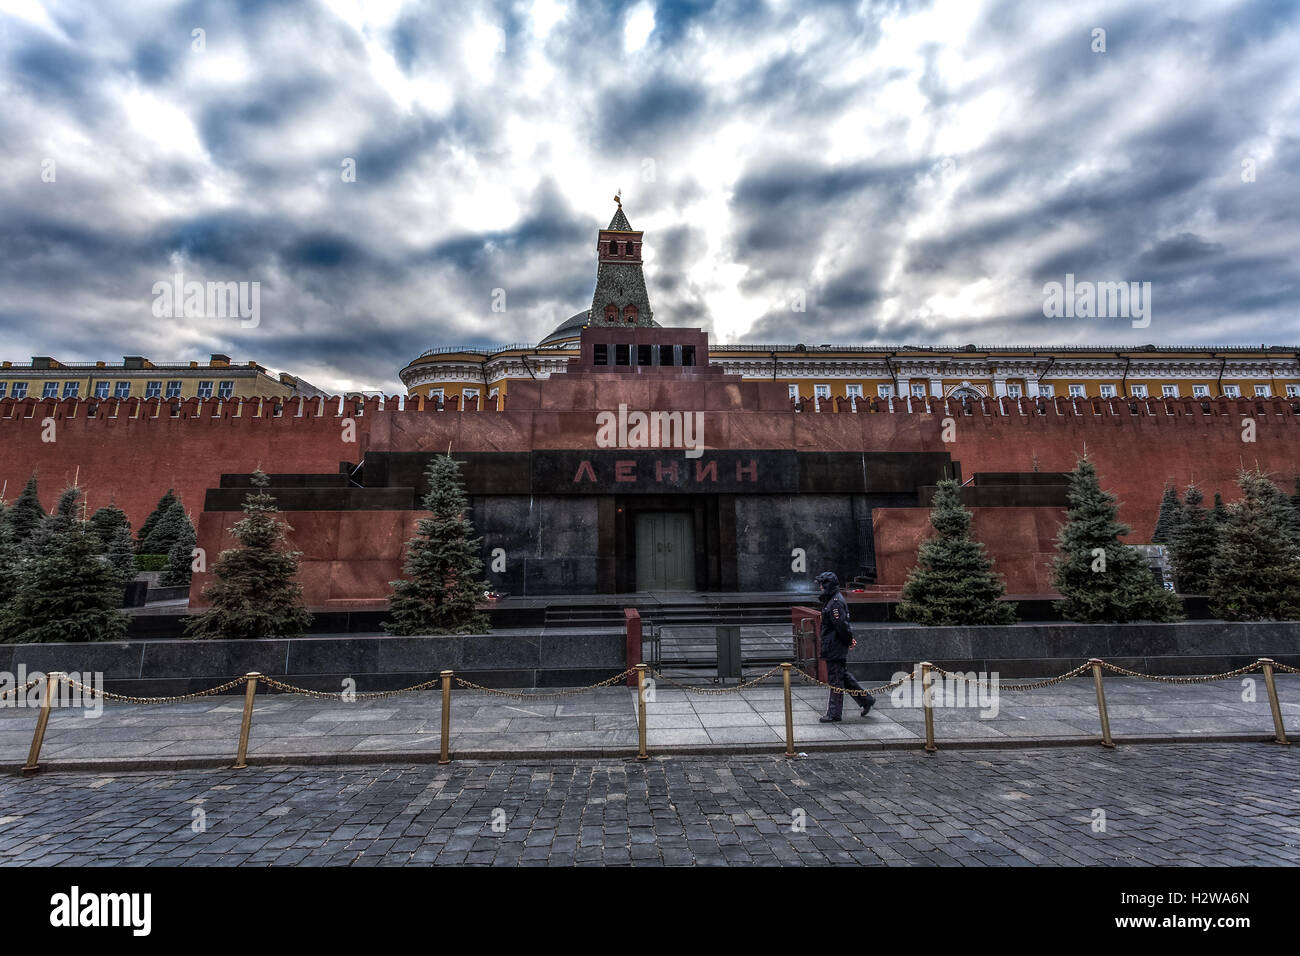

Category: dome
[538, 311, 590, 347]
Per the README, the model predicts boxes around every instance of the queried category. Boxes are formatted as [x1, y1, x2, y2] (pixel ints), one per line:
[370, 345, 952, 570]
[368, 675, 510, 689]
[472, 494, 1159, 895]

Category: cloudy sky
[1, 0, 1297, 393]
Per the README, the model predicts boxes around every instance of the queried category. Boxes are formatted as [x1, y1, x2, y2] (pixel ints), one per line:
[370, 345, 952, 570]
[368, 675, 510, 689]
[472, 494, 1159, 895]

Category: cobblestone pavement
[1, 743, 1296, 866]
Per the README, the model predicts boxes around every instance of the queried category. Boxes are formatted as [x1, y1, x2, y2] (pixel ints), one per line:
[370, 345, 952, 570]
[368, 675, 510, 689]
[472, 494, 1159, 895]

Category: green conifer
[385, 455, 490, 635]
[896, 479, 1017, 625]
[1151, 482, 1184, 543]
[1052, 457, 1184, 623]
[1208, 470, 1300, 620]
[1, 523, 129, 644]
[1166, 485, 1216, 594]
[7, 474, 45, 543]
[137, 488, 178, 550]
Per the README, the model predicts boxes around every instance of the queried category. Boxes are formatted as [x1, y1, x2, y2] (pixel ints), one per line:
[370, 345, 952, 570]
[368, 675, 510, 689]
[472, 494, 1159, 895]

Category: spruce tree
[137, 488, 178, 550]
[0, 511, 24, 608]
[1052, 457, 1184, 623]
[385, 455, 490, 635]
[1151, 482, 1184, 543]
[1211, 492, 1228, 527]
[89, 504, 131, 551]
[27, 486, 84, 555]
[7, 474, 45, 543]
[1208, 470, 1300, 620]
[897, 479, 1016, 625]
[161, 516, 197, 588]
[106, 523, 138, 583]
[1, 523, 129, 643]
[140, 498, 189, 555]
[184, 470, 312, 640]
[1166, 485, 1216, 594]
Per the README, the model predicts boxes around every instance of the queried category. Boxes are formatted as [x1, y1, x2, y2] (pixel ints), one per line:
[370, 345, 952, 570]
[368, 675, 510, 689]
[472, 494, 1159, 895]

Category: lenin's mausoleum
[4, 203, 1300, 611]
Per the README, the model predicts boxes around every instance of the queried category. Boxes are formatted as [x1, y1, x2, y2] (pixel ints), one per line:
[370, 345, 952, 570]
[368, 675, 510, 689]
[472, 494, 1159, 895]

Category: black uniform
[818, 575, 874, 720]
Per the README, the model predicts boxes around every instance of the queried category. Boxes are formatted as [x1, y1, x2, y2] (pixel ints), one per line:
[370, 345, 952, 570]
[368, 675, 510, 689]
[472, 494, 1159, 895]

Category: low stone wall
[846, 620, 1300, 679]
[2, 630, 628, 696]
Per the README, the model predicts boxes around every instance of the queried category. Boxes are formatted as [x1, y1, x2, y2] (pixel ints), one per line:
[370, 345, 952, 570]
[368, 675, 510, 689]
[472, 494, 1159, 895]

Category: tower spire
[589, 199, 651, 326]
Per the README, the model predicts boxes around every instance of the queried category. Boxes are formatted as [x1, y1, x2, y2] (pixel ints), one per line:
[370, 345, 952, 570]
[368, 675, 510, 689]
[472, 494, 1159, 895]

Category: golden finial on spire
[614, 190, 622, 207]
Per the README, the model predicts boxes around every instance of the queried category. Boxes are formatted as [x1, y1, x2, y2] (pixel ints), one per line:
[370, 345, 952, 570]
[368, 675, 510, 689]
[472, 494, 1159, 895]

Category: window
[11, 382, 27, 399]
[637, 344, 652, 366]
[1038, 384, 1054, 397]
[615, 344, 630, 366]
[593, 344, 608, 365]
[196, 381, 213, 399]
[846, 384, 863, 399]
[1129, 384, 1147, 398]
[1006, 384, 1023, 398]
[42, 381, 57, 398]
[681, 345, 696, 366]
[608, 241, 617, 256]
[429, 388, 444, 405]
[1162, 384, 1179, 398]
[877, 384, 894, 398]
[1287, 385, 1300, 398]
[218, 380, 234, 399]
[0, 383, 6, 399]
[604, 304, 617, 321]
[910, 384, 927, 399]
[145, 381, 162, 398]
[814, 384, 831, 399]
[623, 305, 638, 324]
[1255, 384, 1271, 397]
[1223, 384, 1240, 398]
[788, 384, 798, 399]
[94, 381, 110, 399]
[114, 381, 130, 399]
[62, 381, 79, 398]
[165, 380, 183, 398]
[1192, 384, 1210, 398]
[1068, 384, 1085, 398]
[1099, 384, 1117, 398]
[488, 387, 499, 403]
[462, 388, 479, 407]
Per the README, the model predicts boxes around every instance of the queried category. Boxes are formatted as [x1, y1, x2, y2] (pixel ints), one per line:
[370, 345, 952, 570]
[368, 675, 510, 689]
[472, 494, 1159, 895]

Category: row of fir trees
[897, 458, 1300, 625]
[0, 456, 491, 643]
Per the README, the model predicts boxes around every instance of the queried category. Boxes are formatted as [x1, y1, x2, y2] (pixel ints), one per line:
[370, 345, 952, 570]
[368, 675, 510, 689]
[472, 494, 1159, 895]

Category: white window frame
[845, 384, 863, 399]
[1099, 384, 1117, 399]
[145, 381, 162, 398]
[1192, 384, 1210, 398]
[1287, 385, 1300, 398]
[1068, 384, 1086, 398]
[877, 384, 894, 398]
[1006, 383, 1023, 398]
[165, 380, 183, 399]
[62, 381, 79, 398]
[1254, 384, 1271, 397]
[1162, 385, 1179, 398]
[462, 387, 479, 407]
[93, 381, 110, 399]
[910, 383, 927, 399]
[196, 380, 213, 399]
[814, 384, 831, 399]
[1038, 384, 1054, 398]
[787, 384, 799, 399]
[114, 381, 131, 399]
[42, 381, 58, 398]
[1223, 384, 1240, 398]
[1129, 384, 1147, 398]
[12, 382, 27, 399]
[0, 383, 6, 399]
[218, 380, 234, 399]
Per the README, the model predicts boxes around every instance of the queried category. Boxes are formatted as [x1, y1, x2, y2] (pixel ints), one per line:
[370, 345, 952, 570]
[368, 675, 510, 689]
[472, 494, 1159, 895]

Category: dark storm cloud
[1, 0, 1299, 391]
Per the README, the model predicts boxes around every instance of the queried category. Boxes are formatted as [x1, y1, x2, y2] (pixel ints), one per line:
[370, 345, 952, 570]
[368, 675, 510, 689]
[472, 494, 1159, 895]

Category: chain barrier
[648, 665, 787, 695]
[791, 667, 915, 697]
[55, 674, 251, 704]
[1269, 662, 1300, 674]
[0, 677, 44, 701]
[256, 674, 443, 700]
[454, 669, 636, 700]
[1096, 660, 1265, 683]
[930, 662, 1093, 691]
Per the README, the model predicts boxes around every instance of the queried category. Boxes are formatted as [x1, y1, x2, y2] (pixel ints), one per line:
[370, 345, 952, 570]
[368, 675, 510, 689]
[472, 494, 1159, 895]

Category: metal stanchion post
[782, 663, 795, 758]
[636, 664, 649, 761]
[920, 662, 937, 754]
[1259, 659, 1291, 745]
[22, 672, 60, 775]
[232, 673, 260, 769]
[439, 670, 453, 764]
[1089, 659, 1115, 749]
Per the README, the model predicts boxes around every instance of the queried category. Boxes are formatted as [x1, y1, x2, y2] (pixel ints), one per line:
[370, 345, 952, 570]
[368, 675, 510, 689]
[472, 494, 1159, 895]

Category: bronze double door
[634, 511, 696, 591]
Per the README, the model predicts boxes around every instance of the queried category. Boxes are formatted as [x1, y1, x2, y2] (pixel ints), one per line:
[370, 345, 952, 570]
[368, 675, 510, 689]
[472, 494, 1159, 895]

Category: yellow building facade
[0, 353, 327, 402]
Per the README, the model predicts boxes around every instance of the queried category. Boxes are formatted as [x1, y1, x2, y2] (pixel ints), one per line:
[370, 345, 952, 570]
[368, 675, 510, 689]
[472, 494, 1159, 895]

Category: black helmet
[816, 571, 838, 590]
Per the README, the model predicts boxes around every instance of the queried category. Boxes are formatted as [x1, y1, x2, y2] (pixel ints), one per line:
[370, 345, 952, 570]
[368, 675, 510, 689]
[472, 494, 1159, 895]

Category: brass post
[439, 670, 453, 764]
[1259, 660, 1291, 746]
[1090, 659, 1115, 749]
[636, 664, 648, 761]
[22, 672, 60, 775]
[232, 673, 260, 769]
[782, 663, 795, 758]
[920, 662, 937, 754]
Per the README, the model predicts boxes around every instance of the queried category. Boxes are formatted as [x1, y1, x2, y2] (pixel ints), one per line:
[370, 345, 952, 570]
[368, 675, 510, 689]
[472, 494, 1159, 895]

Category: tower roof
[608, 205, 632, 231]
